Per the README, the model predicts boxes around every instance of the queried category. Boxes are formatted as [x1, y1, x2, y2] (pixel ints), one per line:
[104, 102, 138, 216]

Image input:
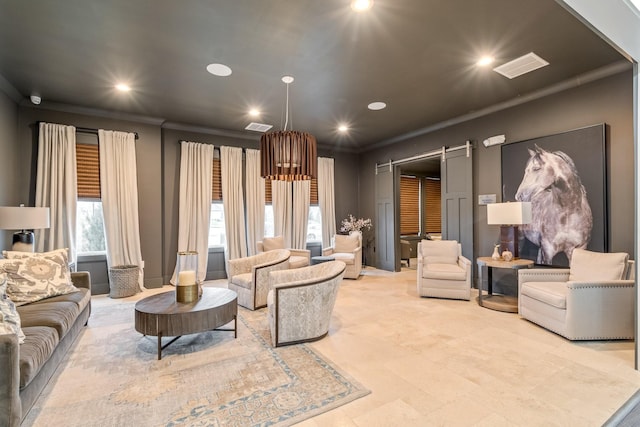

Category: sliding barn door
[375, 163, 399, 271]
[441, 147, 473, 261]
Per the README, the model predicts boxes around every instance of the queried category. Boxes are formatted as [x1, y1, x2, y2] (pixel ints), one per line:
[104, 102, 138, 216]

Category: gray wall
[359, 71, 635, 271]
[0, 91, 19, 248]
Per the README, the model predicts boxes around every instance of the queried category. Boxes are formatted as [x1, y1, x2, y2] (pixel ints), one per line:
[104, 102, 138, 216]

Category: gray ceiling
[0, 0, 626, 151]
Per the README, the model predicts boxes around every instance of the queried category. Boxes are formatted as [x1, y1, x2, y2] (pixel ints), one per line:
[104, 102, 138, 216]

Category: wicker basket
[108, 265, 139, 298]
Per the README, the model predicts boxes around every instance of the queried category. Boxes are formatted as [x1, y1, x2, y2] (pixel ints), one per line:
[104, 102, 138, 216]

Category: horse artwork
[514, 145, 593, 265]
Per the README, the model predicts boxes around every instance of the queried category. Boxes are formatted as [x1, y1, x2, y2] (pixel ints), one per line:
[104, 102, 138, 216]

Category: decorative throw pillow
[0, 273, 25, 344]
[569, 248, 629, 281]
[262, 236, 285, 252]
[0, 250, 77, 306]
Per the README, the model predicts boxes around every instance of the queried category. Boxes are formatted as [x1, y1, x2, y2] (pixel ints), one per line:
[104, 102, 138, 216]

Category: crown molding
[0, 73, 23, 104]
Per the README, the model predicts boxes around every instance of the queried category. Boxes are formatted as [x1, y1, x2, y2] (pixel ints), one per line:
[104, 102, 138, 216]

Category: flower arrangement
[340, 214, 372, 234]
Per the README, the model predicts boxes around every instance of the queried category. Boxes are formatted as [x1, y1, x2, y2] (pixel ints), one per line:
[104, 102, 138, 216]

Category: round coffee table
[135, 287, 237, 359]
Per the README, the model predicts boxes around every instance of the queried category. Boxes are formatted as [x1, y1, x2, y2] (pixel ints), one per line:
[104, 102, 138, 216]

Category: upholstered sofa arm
[289, 248, 311, 260]
[564, 279, 635, 340]
[228, 257, 254, 278]
[518, 269, 570, 285]
[567, 279, 635, 290]
[253, 255, 290, 309]
[322, 247, 334, 256]
[0, 332, 21, 427]
[457, 255, 471, 269]
[71, 271, 91, 291]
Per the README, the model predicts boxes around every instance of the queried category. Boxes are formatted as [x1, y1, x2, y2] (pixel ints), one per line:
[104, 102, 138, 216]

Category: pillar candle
[178, 270, 196, 286]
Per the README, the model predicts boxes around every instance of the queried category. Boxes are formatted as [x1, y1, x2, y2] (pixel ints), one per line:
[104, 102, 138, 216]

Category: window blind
[400, 176, 420, 235]
[76, 143, 100, 199]
[424, 178, 441, 233]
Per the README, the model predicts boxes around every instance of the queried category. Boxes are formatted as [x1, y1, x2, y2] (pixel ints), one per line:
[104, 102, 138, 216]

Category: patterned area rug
[23, 291, 370, 426]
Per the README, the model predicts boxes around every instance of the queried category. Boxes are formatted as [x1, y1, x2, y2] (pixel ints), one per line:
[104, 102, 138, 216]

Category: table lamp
[0, 205, 50, 252]
[487, 202, 532, 259]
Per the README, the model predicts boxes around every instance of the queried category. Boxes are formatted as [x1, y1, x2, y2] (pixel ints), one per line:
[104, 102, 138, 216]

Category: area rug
[22, 291, 370, 427]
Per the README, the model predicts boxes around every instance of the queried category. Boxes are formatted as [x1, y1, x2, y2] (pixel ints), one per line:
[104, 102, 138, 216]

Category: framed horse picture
[500, 124, 607, 267]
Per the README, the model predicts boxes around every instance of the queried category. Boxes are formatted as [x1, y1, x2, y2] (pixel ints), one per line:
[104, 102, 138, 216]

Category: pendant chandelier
[260, 76, 317, 181]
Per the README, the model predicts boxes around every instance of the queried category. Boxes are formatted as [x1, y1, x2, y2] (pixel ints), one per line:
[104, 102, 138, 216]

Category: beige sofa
[518, 249, 634, 340]
[1, 272, 92, 427]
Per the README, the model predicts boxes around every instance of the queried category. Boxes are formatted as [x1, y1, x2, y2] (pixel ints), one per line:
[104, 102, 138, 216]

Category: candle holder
[176, 251, 200, 303]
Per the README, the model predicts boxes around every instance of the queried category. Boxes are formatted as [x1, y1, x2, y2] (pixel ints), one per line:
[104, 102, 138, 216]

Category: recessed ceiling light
[115, 83, 131, 92]
[338, 124, 349, 133]
[368, 101, 386, 111]
[206, 63, 233, 77]
[249, 108, 260, 117]
[351, 0, 373, 12]
[477, 56, 494, 67]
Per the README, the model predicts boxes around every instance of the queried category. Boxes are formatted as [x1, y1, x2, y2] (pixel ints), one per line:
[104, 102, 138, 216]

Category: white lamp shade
[487, 202, 532, 225]
[0, 206, 50, 230]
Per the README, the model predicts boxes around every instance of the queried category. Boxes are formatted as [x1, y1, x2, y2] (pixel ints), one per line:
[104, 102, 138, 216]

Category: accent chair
[256, 235, 310, 269]
[322, 231, 362, 279]
[267, 260, 346, 347]
[518, 248, 635, 340]
[400, 239, 412, 267]
[227, 249, 290, 310]
[417, 239, 471, 300]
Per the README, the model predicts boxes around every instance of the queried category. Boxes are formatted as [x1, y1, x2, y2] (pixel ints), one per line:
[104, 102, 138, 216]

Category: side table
[476, 257, 533, 313]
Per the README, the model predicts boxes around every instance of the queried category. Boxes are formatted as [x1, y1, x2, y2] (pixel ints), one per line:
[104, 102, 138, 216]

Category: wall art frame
[500, 123, 607, 267]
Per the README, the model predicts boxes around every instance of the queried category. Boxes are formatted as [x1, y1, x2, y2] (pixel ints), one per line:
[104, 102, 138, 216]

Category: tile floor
[292, 264, 640, 427]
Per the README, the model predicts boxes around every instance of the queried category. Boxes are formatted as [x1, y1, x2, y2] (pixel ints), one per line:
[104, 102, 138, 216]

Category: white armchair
[267, 260, 346, 347]
[322, 231, 362, 279]
[256, 235, 310, 269]
[227, 249, 290, 310]
[417, 239, 471, 300]
[518, 248, 634, 340]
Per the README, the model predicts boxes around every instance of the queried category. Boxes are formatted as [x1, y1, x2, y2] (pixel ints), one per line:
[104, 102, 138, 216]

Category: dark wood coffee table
[135, 287, 237, 359]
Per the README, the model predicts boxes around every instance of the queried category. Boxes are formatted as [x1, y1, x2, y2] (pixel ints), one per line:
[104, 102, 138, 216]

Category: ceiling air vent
[493, 52, 549, 79]
[245, 122, 273, 132]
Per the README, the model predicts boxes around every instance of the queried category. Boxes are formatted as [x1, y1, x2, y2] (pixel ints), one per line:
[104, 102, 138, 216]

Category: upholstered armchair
[227, 249, 290, 310]
[322, 232, 362, 279]
[417, 239, 471, 300]
[256, 235, 310, 269]
[267, 260, 346, 347]
[518, 248, 635, 340]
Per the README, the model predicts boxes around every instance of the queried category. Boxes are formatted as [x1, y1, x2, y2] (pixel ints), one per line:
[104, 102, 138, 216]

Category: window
[76, 142, 107, 254]
[264, 178, 321, 243]
[77, 200, 106, 254]
[208, 203, 226, 247]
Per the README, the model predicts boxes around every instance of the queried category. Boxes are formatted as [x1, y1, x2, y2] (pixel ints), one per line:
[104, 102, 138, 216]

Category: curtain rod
[76, 126, 139, 140]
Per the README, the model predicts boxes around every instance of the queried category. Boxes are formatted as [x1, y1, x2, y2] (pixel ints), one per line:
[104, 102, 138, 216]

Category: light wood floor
[294, 265, 640, 427]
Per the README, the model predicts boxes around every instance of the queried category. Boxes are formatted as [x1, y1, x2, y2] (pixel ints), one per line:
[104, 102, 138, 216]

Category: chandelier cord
[284, 81, 291, 131]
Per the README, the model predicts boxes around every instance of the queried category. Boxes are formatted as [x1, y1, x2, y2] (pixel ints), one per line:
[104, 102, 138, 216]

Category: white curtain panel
[170, 141, 214, 284]
[221, 146, 247, 260]
[292, 180, 310, 249]
[34, 122, 78, 263]
[272, 180, 293, 247]
[98, 130, 145, 290]
[245, 149, 264, 256]
[318, 157, 336, 248]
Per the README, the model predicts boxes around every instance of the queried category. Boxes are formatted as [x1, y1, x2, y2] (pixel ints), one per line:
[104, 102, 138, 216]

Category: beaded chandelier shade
[260, 76, 317, 181]
[260, 130, 317, 181]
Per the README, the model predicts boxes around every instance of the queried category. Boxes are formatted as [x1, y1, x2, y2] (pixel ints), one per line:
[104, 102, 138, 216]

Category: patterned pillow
[262, 236, 285, 252]
[0, 273, 25, 344]
[0, 249, 77, 306]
